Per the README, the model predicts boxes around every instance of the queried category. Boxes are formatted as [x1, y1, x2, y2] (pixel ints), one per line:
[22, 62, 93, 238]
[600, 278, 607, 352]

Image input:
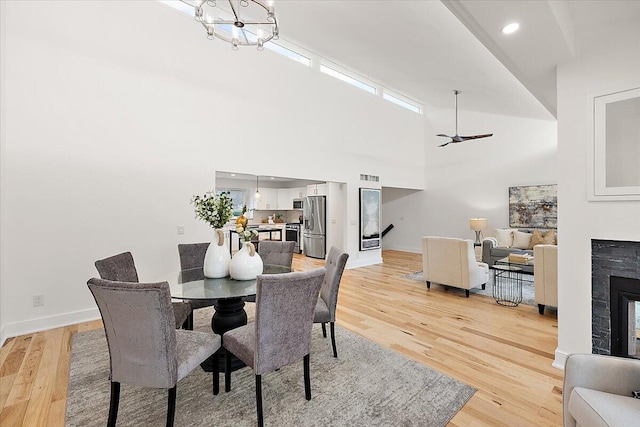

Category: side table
[492, 265, 523, 307]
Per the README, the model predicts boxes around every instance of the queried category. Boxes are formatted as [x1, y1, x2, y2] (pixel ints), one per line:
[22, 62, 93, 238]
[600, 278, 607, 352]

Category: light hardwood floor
[0, 250, 562, 426]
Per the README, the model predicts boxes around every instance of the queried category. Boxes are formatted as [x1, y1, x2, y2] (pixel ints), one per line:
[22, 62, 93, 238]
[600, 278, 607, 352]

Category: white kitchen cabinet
[276, 187, 306, 209]
[256, 188, 278, 210]
[306, 183, 326, 196]
[293, 186, 306, 199]
[276, 188, 292, 209]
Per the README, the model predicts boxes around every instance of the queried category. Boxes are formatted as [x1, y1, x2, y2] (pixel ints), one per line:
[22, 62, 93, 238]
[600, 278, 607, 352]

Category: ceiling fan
[437, 90, 493, 147]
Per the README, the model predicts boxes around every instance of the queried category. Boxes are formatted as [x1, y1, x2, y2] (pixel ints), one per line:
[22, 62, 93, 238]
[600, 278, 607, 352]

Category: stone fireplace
[592, 240, 640, 357]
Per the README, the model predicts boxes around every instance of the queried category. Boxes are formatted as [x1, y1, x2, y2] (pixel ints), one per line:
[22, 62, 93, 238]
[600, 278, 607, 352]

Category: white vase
[229, 242, 263, 281]
[203, 229, 231, 278]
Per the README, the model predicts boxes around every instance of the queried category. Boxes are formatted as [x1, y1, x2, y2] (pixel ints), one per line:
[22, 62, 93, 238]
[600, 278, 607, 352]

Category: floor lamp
[470, 218, 487, 246]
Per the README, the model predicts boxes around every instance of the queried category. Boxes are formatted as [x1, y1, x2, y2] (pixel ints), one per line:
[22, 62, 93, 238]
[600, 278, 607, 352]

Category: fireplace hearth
[591, 240, 640, 356]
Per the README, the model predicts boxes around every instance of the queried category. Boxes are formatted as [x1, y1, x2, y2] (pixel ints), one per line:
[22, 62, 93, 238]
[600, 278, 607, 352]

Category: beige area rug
[66, 305, 475, 426]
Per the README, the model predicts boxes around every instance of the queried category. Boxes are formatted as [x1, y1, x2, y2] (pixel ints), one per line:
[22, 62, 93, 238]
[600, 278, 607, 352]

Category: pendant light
[255, 176, 261, 199]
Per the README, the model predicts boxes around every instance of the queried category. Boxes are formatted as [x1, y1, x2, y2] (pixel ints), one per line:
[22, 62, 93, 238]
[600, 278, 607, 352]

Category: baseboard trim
[553, 348, 568, 370]
[346, 257, 383, 269]
[0, 308, 100, 347]
[382, 245, 421, 254]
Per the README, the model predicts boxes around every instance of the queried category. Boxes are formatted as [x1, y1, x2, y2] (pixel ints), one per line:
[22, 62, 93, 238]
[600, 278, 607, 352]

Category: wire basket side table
[492, 265, 523, 307]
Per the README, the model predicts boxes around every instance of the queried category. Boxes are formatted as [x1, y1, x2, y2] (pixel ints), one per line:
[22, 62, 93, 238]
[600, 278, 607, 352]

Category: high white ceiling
[273, 0, 640, 121]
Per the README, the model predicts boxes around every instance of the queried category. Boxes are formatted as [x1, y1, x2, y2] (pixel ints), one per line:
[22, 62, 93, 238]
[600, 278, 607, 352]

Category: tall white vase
[229, 242, 263, 281]
[204, 229, 231, 278]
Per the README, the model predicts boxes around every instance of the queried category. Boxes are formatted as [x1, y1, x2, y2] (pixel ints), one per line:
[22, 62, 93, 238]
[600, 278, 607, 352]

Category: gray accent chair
[313, 246, 349, 358]
[223, 268, 326, 427]
[95, 252, 192, 329]
[563, 353, 640, 426]
[87, 278, 221, 427]
[177, 243, 215, 330]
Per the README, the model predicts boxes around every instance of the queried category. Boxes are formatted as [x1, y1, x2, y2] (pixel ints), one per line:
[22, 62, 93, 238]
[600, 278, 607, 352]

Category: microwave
[293, 198, 304, 209]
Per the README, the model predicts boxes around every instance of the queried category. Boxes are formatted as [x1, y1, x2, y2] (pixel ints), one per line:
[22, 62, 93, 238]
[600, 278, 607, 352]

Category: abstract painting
[509, 184, 557, 228]
[360, 188, 381, 250]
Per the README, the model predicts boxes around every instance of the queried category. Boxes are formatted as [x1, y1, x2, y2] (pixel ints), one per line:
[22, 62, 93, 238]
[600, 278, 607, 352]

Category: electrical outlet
[177, 225, 185, 235]
[33, 294, 44, 307]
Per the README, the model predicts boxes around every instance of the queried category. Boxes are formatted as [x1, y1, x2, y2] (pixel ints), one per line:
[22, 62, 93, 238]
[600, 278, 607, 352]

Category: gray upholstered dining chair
[223, 268, 326, 427]
[95, 252, 192, 329]
[241, 240, 297, 303]
[177, 243, 215, 330]
[87, 278, 221, 427]
[257, 240, 295, 268]
[314, 246, 349, 358]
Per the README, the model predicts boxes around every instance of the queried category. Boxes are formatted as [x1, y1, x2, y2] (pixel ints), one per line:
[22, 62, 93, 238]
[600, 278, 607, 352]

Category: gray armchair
[177, 243, 215, 329]
[95, 252, 192, 329]
[87, 278, 221, 427]
[223, 268, 326, 427]
[313, 246, 349, 357]
[563, 353, 640, 426]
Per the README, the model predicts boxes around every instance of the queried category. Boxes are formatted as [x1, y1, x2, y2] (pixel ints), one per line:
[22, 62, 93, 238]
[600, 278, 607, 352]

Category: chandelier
[189, 0, 279, 50]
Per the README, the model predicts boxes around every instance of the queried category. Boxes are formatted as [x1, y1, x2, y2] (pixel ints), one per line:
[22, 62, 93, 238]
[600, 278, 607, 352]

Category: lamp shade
[469, 218, 487, 231]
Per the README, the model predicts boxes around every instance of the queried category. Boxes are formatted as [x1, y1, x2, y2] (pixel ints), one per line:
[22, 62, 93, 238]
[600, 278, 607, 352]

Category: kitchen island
[228, 225, 284, 254]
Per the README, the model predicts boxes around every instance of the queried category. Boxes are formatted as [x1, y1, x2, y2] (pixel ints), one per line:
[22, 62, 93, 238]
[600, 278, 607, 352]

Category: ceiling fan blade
[459, 133, 493, 141]
[437, 91, 493, 146]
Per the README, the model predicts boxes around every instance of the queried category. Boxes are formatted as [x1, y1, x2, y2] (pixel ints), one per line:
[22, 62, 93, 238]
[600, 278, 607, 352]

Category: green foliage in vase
[191, 191, 233, 229]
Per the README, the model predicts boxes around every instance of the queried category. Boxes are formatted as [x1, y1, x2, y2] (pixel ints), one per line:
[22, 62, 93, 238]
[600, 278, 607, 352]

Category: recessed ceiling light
[501, 22, 520, 34]
[231, 173, 236, 177]
[270, 177, 275, 180]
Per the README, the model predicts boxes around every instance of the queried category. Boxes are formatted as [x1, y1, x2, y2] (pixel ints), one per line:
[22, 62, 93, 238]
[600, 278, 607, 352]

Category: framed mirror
[588, 87, 640, 201]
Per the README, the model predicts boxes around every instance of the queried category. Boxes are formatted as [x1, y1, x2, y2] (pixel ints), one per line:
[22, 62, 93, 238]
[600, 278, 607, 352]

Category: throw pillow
[529, 229, 556, 248]
[545, 229, 557, 245]
[494, 229, 515, 247]
[513, 230, 533, 249]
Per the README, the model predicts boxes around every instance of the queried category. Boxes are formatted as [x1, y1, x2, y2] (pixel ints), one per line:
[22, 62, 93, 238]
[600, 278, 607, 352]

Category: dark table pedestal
[199, 297, 249, 372]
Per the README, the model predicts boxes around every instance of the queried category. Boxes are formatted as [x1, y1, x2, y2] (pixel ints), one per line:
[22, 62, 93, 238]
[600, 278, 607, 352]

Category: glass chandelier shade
[192, 0, 279, 50]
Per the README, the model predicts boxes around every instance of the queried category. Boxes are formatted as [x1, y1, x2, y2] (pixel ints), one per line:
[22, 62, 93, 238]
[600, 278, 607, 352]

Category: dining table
[162, 264, 292, 372]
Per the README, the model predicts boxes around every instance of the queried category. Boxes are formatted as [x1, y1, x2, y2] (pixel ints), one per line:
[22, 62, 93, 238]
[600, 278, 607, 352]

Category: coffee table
[495, 256, 534, 276]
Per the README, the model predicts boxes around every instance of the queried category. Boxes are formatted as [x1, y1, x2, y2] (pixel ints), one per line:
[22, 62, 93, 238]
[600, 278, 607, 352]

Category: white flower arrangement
[236, 224, 258, 242]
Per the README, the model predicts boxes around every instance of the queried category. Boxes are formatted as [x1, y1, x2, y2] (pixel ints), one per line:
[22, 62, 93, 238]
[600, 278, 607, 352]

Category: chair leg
[255, 374, 264, 427]
[107, 382, 120, 427]
[225, 349, 232, 392]
[166, 385, 177, 427]
[465, 289, 470, 298]
[538, 304, 545, 315]
[212, 350, 219, 395]
[330, 322, 337, 358]
[321, 322, 327, 338]
[182, 312, 194, 330]
[303, 354, 311, 400]
[426, 281, 431, 289]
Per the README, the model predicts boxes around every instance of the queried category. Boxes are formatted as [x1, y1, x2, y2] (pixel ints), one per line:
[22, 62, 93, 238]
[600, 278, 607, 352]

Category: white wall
[382, 107, 557, 253]
[555, 29, 640, 367]
[0, 1, 424, 342]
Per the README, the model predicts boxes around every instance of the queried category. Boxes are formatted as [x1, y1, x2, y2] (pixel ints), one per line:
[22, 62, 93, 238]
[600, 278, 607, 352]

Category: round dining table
[162, 264, 291, 372]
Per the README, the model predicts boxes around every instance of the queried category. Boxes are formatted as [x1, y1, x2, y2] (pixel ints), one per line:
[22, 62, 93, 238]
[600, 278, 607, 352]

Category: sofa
[481, 228, 557, 274]
[421, 236, 489, 298]
[563, 353, 640, 427]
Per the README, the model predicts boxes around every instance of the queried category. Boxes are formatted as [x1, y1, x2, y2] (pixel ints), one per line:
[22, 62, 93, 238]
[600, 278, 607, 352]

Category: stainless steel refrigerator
[303, 195, 326, 259]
